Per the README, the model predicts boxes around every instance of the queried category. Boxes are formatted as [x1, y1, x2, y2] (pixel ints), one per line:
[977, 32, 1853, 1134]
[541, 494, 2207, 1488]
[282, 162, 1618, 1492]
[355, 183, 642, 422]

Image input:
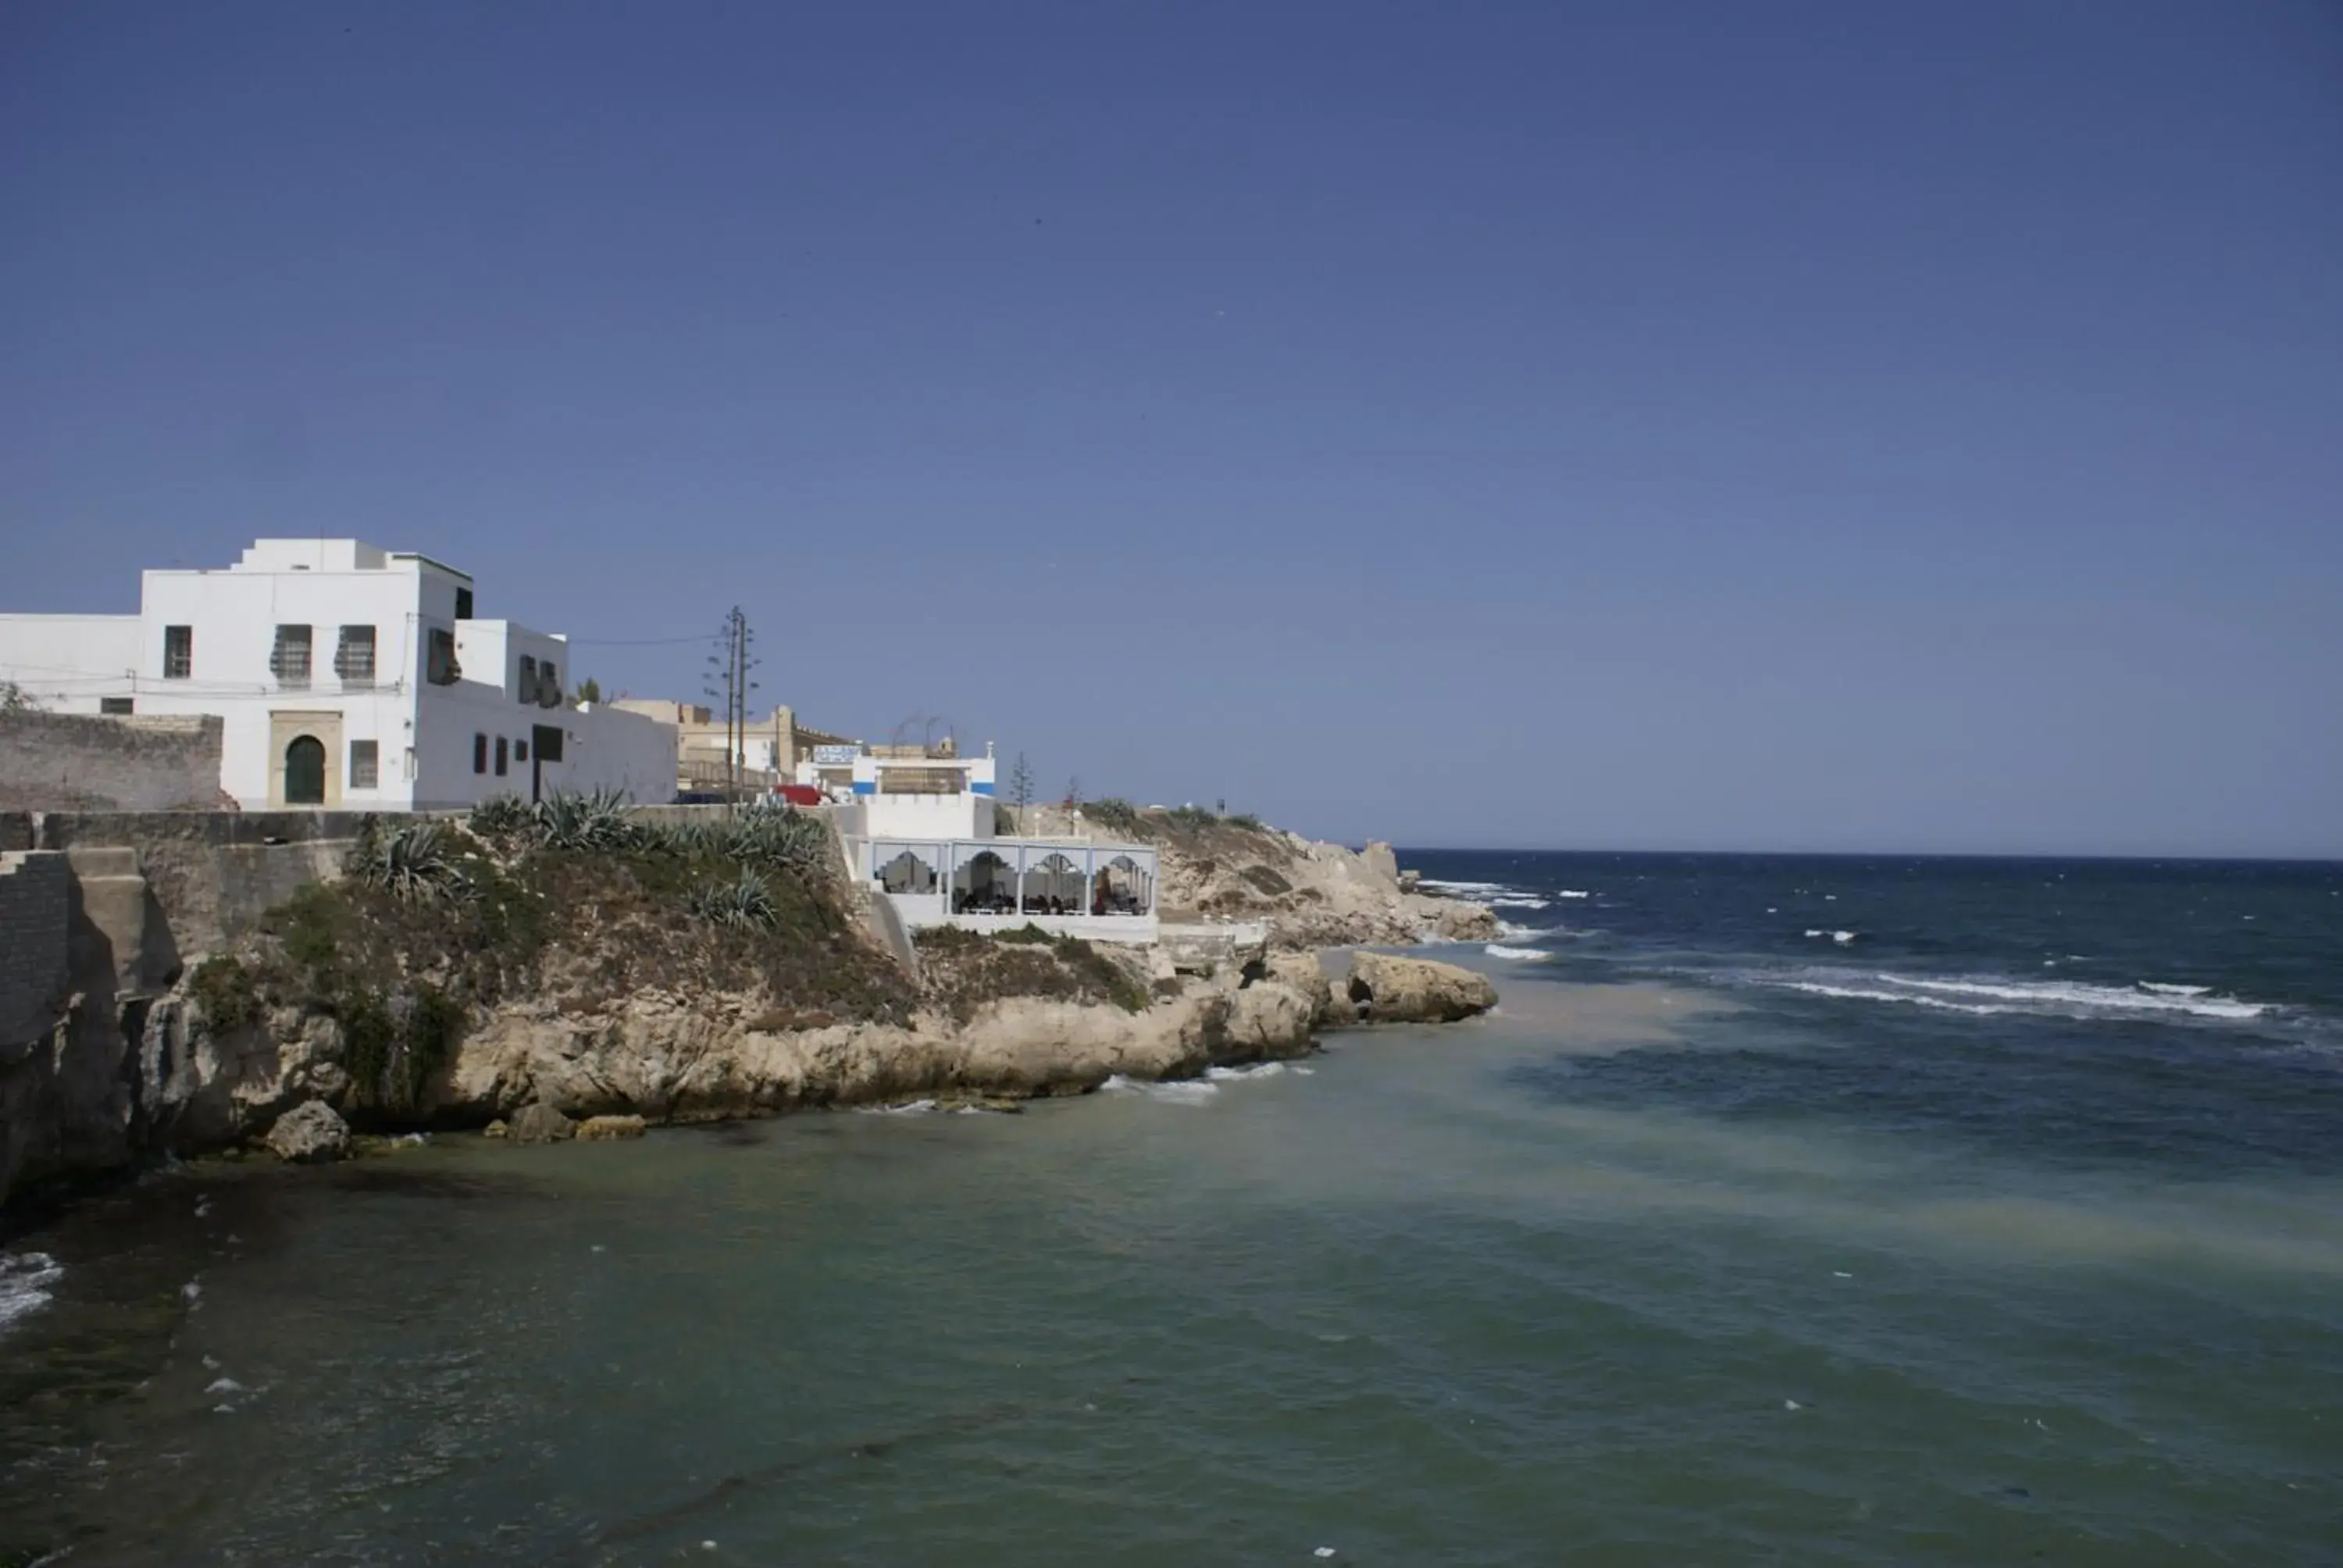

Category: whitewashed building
[0, 539, 675, 811]
[818, 745, 1161, 944]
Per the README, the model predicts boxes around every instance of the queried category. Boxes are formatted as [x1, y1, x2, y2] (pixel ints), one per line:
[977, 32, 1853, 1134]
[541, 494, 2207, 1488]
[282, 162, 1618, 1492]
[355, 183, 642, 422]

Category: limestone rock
[483, 1118, 508, 1139]
[1262, 953, 1339, 1030]
[1361, 842, 1401, 885]
[576, 1114, 647, 1141]
[264, 1099, 350, 1164]
[1344, 953, 1499, 1025]
[1222, 982, 1316, 1057]
[508, 1102, 576, 1144]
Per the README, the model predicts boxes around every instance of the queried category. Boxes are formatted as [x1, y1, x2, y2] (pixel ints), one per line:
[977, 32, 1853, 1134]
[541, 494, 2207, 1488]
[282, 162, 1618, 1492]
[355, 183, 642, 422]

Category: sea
[2, 850, 2339, 1566]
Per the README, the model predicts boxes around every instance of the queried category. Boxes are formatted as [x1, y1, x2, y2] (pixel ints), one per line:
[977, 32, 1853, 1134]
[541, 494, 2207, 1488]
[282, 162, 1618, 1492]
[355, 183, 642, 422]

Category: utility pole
[705, 607, 759, 812]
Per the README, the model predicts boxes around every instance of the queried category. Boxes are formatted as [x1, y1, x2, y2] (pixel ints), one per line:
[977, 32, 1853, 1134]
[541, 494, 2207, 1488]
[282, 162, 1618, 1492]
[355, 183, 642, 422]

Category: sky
[3, 2, 2338, 857]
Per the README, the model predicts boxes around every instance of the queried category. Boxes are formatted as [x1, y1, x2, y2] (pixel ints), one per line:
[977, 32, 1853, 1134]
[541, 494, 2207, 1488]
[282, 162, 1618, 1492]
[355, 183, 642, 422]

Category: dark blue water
[1414, 853, 2343, 1178]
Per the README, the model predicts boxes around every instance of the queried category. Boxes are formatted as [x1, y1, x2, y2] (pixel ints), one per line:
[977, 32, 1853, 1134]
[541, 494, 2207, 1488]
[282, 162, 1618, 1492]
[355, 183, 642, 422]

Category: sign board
[811, 744, 860, 766]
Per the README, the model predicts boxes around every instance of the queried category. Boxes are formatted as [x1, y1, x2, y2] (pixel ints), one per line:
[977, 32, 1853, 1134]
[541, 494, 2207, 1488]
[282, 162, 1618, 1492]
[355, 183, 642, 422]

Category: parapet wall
[0, 711, 225, 813]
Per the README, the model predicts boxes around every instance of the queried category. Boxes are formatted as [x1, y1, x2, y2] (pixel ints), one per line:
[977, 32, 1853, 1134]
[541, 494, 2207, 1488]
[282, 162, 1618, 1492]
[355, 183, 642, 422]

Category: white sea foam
[0, 1251, 64, 1336]
[1485, 944, 1548, 960]
[1100, 1074, 1218, 1103]
[1558, 890, 1593, 900]
[1771, 969, 2272, 1022]
[1493, 896, 1551, 909]
[1802, 929, 1858, 944]
[861, 1099, 936, 1116]
[1206, 1062, 1288, 1082]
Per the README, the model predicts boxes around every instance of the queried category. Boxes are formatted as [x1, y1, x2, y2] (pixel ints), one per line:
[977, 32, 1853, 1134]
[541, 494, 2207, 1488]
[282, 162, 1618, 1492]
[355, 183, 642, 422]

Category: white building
[0, 539, 675, 811]
[816, 745, 1161, 944]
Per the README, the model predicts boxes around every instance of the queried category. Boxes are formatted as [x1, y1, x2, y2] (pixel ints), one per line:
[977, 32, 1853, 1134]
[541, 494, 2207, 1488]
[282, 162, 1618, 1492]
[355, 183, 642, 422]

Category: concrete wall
[0, 852, 70, 1049]
[0, 711, 226, 812]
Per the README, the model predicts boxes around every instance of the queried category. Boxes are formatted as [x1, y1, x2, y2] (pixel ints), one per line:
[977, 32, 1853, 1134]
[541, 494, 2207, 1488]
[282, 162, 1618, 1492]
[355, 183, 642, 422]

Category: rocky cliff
[1082, 805, 1498, 948]
[2, 805, 1499, 1210]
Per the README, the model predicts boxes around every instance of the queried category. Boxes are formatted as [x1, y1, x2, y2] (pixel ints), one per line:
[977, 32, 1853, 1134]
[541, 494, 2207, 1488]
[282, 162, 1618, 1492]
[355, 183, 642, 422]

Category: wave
[1766, 969, 2273, 1022]
[1100, 1074, 1218, 1103]
[1205, 1062, 1288, 1082]
[2, 1251, 63, 1336]
[860, 1099, 936, 1115]
[1558, 890, 1593, 900]
[1485, 944, 1549, 960]
[1803, 929, 1859, 944]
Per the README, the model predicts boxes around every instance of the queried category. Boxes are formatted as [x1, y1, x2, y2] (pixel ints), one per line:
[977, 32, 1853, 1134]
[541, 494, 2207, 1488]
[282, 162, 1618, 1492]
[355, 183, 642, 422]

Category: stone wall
[0, 851, 70, 1049]
[0, 811, 367, 962]
[0, 710, 225, 812]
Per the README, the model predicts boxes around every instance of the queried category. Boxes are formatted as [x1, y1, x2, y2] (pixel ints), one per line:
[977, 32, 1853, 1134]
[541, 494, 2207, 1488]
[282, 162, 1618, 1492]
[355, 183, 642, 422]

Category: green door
[284, 736, 326, 804]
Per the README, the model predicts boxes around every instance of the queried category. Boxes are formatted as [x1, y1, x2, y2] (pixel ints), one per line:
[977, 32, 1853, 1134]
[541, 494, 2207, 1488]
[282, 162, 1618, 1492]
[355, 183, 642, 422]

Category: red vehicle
[773, 784, 824, 808]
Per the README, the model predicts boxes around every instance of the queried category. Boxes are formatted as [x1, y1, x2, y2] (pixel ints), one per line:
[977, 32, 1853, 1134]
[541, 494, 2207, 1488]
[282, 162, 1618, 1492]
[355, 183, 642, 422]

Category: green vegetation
[913, 926, 1151, 1021]
[1081, 796, 1142, 833]
[187, 954, 262, 1028]
[348, 819, 472, 905]
[686, 869, 779, 930]
[233, 791, 914, 1116]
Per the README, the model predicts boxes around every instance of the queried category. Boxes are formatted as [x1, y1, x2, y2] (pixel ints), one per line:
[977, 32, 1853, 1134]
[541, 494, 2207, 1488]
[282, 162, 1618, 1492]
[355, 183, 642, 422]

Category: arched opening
[952, 850, 1015, 915]
[1021, 853, 1084, 918]
[876, 847, 938, 895]
[1092, 854, 1154, 917]
[284, 735, 326, 805]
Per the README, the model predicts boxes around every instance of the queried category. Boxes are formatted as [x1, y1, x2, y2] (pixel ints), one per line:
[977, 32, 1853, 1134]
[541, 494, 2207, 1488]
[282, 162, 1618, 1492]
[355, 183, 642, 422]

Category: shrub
[1225, 813, 1264, 832]
[348, 820, 472, 904]
[1082, 797, 1142, 834]
[187, 955, 262, 1028]
[686, 869, 778, 930]
[469, 794, 533, 839]
[532, 788, 638, 852]
[725, 808, 829, 875]
[1166, 804, 1216, 830]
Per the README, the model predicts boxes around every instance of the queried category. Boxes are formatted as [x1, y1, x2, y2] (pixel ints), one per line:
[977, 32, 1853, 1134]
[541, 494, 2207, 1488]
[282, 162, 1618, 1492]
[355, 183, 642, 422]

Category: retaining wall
[0, 711, 224, 812]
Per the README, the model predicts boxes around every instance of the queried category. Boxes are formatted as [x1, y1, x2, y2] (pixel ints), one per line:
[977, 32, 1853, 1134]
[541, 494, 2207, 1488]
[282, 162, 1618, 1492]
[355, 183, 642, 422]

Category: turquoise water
[4, 853, 2341, 1565]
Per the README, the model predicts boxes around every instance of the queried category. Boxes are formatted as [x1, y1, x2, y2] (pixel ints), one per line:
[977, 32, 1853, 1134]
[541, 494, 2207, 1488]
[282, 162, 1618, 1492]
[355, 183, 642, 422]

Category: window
[515, 739, 529, 762]
[537, 661, 561, 708]
[162, 625, 193, 679]
[334, 625, 376, 687]
[270, 625, 313, 686]
[427, 628, 460, 685]
[473, 733, 488, 775]
[454, 586, 474, 619]
[518, 654, 537, 705]
[349, 739, 380, 789]
[494, 736, 508, 775]
[100, 697, 134, 715]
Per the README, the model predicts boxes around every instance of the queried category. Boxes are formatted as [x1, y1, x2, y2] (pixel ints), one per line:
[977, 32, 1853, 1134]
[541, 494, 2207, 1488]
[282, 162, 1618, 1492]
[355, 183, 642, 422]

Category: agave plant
[686, 868, 777, 931]
[349, 820, 472, 904]
[468, 793, 533, 839]
[723, 807, 831, 875]
[531, 787, 638, 852]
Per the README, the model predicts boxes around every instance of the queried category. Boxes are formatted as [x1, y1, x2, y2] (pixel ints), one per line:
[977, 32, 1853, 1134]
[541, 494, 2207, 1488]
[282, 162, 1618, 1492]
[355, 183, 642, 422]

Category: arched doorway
[284, 736, 326, 805]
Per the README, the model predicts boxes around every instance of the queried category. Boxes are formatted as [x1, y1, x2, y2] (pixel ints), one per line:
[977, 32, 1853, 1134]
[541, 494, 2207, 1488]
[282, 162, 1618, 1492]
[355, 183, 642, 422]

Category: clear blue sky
[5, 2, 2338, 857]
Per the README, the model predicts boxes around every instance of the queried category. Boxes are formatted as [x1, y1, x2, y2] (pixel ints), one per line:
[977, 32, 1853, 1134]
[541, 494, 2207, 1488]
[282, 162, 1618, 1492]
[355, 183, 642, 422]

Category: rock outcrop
[1343, 953, 1500, 1025]
[263, 1099, 350, 1164]
[507, 1103, 576, 1144]
[1134, 814, 1497, 949]
[576, 1114, 647, 1141]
